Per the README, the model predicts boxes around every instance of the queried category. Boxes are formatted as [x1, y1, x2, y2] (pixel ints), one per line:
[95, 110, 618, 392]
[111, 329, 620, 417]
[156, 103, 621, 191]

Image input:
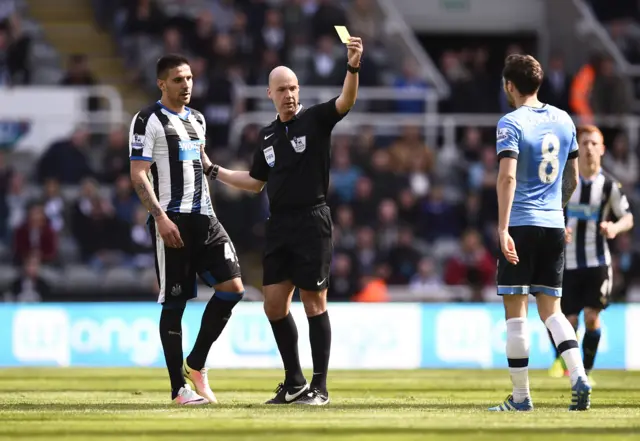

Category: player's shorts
[263, 203, 333, 291]
[561, 266, 612, 315]
[148, 212, 241, 305]
[497, 226, 565, 297]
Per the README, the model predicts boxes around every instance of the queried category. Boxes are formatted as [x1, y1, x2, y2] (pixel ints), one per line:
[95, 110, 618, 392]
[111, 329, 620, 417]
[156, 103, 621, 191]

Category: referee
[205, 36, 363, 405]
[129, 54, 245, 405]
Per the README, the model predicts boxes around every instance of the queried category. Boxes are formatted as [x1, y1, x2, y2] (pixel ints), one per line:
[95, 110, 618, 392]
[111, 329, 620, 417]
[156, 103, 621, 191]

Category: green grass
[1, 369, 639, 440]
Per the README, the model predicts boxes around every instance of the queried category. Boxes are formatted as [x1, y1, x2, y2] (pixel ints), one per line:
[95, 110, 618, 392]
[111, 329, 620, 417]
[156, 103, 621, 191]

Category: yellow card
[334, 25, 351, 44]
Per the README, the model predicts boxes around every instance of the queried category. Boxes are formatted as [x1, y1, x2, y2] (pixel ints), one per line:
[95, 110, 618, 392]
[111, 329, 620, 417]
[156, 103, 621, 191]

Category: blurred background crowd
[1, 0, 640, 304]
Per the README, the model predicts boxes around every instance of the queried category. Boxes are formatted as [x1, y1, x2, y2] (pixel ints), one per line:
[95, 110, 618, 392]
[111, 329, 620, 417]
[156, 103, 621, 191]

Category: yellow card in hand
[334, 25, 351, 44]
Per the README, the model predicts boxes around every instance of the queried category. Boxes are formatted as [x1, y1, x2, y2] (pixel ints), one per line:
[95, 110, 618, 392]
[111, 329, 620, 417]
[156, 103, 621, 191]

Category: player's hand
[200, 144, 212, 170]
[347, 37, 363, 67]
[599, 221, 619, 239]
[157, 215, 184, 248]
[565, 226, 573, 244]
[499, 230, 519, 265]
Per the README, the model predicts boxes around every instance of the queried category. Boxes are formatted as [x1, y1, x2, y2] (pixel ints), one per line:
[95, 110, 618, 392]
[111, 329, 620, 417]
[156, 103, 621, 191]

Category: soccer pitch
[1, 369, 639, 441]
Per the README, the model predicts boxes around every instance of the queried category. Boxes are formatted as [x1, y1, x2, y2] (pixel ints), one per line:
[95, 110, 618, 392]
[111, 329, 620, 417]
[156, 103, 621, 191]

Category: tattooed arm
[561, 158, 579, 207]
[130, 160, 183, 248]
[130, 161, 164, 218]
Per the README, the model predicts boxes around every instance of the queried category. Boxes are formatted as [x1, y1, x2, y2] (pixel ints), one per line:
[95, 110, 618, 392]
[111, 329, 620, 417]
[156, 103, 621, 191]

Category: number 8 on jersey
[539, 133, 560, 184]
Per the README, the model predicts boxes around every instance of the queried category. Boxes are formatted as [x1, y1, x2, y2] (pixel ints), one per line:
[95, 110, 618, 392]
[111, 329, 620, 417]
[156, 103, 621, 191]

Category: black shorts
[263, 204, 333, 291]
[148, 212, 241, 305]
[561, 266, 612, 315]
[497, 226, 565, 297]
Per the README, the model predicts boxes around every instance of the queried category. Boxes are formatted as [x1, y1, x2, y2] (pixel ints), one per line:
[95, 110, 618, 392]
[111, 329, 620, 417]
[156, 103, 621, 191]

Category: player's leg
[489, 226, 534, 412]
[261, 221, 308, 404]
[582, 265, 612, 381]
[185, 217, 245, 403]
[549, 270, 582, 377]
[149, 215, 207, 405]
[290, 206, 333, 406]
[533, 228, 590, 410]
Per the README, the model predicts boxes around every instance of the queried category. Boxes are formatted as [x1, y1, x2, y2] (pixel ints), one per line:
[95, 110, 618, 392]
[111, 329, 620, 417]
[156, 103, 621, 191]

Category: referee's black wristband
[347, 63, 360, 74]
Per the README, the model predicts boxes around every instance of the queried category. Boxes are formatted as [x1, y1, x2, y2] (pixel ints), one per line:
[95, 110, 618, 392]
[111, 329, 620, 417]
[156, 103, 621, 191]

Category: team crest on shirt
[290, 136, 306, 153]
[264, 146, 275, 167]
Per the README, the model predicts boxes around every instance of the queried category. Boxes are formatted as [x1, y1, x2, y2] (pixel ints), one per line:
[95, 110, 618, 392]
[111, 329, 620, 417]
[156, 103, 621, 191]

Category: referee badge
[264, 146, 275, 167]
[290, 136, 306, 153]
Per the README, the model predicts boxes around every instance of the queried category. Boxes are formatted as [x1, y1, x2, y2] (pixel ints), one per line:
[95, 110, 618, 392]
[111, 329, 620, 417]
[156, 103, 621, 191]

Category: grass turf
[1, 368, 639, 440]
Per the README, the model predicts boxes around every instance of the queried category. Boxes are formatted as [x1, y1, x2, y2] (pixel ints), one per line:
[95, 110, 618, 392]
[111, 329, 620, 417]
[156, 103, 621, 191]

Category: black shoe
[264, 382, 309, 404]
[294, 387, 330, 406]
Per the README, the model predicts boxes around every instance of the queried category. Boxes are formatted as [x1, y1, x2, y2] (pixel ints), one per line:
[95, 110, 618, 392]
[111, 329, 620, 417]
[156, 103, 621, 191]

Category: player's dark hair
[502, 54, 544, 96]
[156, 54, 190, 79]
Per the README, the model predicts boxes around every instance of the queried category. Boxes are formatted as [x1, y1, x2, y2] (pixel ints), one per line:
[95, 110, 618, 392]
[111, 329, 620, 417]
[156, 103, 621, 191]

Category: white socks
[545, 313, 586, 386]
[506, 317, 530, 402]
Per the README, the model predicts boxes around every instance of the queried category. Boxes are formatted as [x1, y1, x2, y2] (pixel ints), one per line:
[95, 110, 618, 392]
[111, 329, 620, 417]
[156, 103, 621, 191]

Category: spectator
[4, 253, 51, 302]
[307, 35, 342, 85]
[128, 205, 154, 269]
[102, 127, 130, 184]
[59, 54, 100, 111]
[346, 0, 378, 44]
[13, 203, 58, 265]
[409, 256, 443, 292]
[388, 125, 435, 175]
[387, 226, 421, 284]
[37, 127, 94, 185]
[112, 175, 139, 224]
[444, 229, 496, 289]
[330, 140, 361, 203]
[328, 252, 359, 301]
[393, 58, 429, 114]
[602, 132, 639, 191]
[4, 171, 27, 239]
[42, 178, 66, 233]
[591, 55, 632, 116]
[312, 0, 347, 40]
[333, 204, 357, 250]
[539, 52, 572, 112]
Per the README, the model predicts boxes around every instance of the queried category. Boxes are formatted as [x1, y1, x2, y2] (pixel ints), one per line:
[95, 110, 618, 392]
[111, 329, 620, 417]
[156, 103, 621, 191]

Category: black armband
[209, 164, 219, 180]
[347, 63, 360, 74]
[205, 164, 214, 176]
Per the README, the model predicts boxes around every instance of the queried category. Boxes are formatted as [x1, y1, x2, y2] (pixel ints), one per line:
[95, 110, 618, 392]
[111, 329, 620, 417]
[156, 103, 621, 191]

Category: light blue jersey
[496, 105, 579, 228]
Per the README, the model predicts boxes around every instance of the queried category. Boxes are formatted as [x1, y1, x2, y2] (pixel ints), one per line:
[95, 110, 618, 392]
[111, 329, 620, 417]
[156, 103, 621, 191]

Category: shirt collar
[276, 104, 304, 122]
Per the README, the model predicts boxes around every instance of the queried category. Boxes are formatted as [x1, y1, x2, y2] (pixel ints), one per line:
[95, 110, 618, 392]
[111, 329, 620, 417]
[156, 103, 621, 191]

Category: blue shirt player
[489, 54, 592, 413]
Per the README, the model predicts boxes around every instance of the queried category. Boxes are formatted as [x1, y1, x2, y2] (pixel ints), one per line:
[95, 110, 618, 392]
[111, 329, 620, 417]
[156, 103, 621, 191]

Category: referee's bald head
[268, 66, 298, 89]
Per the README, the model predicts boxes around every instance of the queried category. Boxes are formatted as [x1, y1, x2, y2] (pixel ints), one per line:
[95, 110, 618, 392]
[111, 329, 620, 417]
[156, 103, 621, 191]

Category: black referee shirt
[250, 97, 347, 212]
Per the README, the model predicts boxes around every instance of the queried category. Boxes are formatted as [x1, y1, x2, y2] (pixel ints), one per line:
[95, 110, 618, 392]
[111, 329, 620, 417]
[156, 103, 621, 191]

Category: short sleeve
[249, 139, 270, 182]
[129, 112, 156, 162]
[568, 123, 579, 160]
[312, 96, 348, 131]
[610, 181, 631, 218]
[496, 116, 520, 160]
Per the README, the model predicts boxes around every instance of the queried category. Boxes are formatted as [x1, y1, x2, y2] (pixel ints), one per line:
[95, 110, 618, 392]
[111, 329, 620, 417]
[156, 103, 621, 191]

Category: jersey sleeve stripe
[568, 150, 579, 160]
[498, 150, 518, 160]
[131, 155, 153, 161]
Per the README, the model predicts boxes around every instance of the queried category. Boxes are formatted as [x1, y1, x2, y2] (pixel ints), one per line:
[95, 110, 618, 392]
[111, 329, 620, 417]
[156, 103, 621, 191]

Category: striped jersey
[565, 170, 630, 270]
[128, 101, 213, 216]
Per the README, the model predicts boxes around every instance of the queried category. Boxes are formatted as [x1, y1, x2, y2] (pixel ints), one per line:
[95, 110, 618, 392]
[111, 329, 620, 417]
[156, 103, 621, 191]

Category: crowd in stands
[0, 0, 639, 303]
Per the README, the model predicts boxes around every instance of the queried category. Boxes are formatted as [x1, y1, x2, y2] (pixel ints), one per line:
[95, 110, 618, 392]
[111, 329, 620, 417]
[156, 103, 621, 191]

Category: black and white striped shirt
[565, 170, 630, 270]
[129, 101, 213, 216]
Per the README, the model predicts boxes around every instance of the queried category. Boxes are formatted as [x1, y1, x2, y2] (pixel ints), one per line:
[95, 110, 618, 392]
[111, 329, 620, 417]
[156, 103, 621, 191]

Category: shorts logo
[131, 134, 145, 148]
[178, 140, 203, 161]
[497, 128, 510, 143]
[171, 284, 182, 297]
[291, 136, 306, 153]
[264, 146, 275, 167]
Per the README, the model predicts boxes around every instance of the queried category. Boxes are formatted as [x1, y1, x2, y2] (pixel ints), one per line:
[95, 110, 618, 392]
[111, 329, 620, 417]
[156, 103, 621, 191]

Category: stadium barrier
[0, 302, 637, 370]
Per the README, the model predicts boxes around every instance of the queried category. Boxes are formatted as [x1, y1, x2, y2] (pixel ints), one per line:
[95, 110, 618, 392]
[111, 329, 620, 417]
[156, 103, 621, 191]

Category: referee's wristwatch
[205, 164, 219, 180]
[347, 62, 360, 74]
